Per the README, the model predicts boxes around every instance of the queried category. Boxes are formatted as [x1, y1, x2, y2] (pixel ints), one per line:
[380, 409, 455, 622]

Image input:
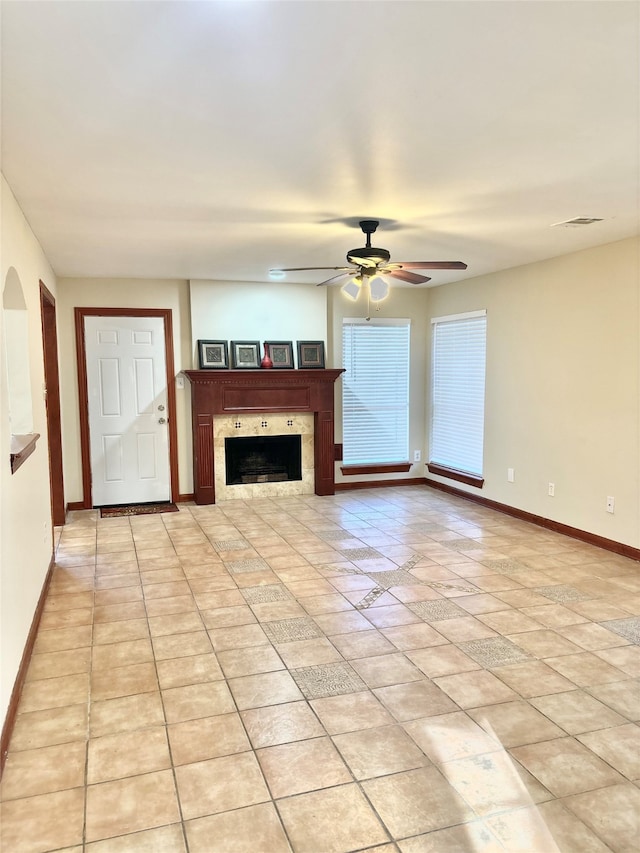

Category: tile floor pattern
[1, 487, 639, 852]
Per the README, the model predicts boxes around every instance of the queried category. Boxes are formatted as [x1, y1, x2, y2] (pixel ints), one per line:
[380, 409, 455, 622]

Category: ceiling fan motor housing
[347, 246, 391, 266]
[347, 219, 390, 267]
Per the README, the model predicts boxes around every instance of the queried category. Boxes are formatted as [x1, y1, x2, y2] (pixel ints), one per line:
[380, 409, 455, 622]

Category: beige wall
[0, 176, 58, 723]
[56, 278, 193, 500]
[189, 280, 327, 363]
[56, 277, 329, 504]
[329, 285, 431, 485]
[427, 236, 640, 549]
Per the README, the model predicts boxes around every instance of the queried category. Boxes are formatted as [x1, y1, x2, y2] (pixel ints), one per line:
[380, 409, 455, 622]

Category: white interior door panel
[85, 315, 171, 506]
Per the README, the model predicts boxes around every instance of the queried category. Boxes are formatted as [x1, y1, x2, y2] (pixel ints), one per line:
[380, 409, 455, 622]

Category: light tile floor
[1, 487, 639, 852]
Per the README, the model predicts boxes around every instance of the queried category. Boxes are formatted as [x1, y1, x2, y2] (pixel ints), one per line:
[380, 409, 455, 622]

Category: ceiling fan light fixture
[341, 276, 362, 301]
[369, 276, 389, 302]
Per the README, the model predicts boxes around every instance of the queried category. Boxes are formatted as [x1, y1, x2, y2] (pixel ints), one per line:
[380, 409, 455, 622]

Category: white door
[85, 315, 171, 506]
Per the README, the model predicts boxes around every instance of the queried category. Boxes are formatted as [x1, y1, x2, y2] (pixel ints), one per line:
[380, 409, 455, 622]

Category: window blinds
[430, 311, 486, 475]
[342, 320, 410, 465]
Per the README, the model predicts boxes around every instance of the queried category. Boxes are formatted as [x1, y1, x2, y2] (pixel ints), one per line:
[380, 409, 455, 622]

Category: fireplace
[225, 434, 302, 485]
[184, 368, 344, 504]
[214, 413, 314, 500]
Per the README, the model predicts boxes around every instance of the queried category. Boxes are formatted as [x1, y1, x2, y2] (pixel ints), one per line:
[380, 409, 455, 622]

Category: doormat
[100, 503, 179, 518]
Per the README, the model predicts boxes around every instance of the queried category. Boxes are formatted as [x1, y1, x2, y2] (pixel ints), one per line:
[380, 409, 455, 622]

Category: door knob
[158, 417, 166, 424]
[158, 404, 165, 411]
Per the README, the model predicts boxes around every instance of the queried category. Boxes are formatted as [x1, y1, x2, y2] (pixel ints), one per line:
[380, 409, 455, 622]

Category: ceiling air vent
[551, 217, 603, 228]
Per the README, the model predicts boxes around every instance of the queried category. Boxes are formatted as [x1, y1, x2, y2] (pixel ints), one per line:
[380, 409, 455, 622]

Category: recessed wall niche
[3, 267, 34, 435]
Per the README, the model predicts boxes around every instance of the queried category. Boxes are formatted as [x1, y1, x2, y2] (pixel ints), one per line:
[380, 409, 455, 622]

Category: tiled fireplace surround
[214, 414, 315, 501]
[185, 370, 344, 505]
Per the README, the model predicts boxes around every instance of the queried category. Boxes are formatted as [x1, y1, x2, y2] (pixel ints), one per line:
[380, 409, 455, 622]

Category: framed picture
[265, 341, 294, 369]
[230, 340, 261, 369]
[297, 340, 325, 369]
[197, 339, 229, 369]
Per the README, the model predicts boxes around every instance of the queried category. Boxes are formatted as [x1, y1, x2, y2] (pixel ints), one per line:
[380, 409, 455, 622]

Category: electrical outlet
[413, 450, 421, 462]
[507, 468, 514, 482]
[606, 496, 615, 514]
[175, 374, 185, 390]
[548, 482, 555, 497]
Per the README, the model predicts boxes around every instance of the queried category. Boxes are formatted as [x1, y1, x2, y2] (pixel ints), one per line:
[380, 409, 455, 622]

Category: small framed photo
[265, 341, 294, 369]
[230, 341, 261, 369]
[297, 340, 325, 369]
[198, 340, 229, 369]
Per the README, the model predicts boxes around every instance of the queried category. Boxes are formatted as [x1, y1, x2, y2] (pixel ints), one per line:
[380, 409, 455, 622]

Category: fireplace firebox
[225, 435, 302, 485]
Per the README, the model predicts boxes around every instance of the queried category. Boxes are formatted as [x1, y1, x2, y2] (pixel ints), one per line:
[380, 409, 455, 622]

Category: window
[342, 319, 410, 466]
[429, 310, 486, 485]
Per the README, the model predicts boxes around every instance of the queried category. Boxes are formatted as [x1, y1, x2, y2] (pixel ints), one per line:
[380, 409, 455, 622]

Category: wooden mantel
[184, 369, 344, 504]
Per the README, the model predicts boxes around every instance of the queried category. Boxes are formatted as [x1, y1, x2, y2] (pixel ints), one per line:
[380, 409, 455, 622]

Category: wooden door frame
[75, 307, 179, 509]
[40, 282, 66, 526]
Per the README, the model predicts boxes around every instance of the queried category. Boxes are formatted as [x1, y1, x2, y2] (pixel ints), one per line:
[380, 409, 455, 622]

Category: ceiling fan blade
[270, 266, 352, 273]
[387, 270, 431, 285]
[316, 272, 356, 287]
[389, 261, 468, 270]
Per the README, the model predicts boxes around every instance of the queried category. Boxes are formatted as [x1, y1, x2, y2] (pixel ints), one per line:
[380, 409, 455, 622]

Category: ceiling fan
[270, 220, 467, 303]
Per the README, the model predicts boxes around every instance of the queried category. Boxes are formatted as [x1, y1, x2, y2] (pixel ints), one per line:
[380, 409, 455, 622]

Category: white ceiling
[1, 1, 638, 287]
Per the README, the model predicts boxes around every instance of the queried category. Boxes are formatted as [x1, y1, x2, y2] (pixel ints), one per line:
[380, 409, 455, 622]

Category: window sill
[341, 462, 412, 476]
[10, 433, 40, 474]
[427, 462, 484, 488]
